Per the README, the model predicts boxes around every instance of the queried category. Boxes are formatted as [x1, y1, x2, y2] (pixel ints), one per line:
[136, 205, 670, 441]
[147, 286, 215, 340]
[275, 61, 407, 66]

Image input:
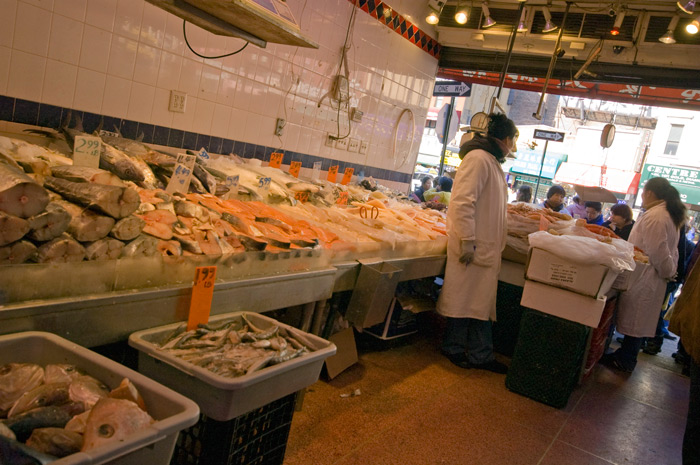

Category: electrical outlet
[359, 140, 368, 154]
[325, 133, 335, 147]
[335, 138, 348, 150]
[275, 118, 286, 136]
[347, 138, 359, 152]
[169, 90, 187, 113]
[350, 108, 363, 122]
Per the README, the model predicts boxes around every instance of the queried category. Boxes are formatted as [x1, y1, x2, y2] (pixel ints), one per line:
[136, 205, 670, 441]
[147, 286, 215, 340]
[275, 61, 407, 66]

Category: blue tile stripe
[0, 95, 411, 186]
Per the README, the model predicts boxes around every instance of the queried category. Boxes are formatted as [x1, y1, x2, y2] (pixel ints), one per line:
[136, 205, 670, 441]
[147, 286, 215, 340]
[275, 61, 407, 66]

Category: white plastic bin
[129, 312, 337, 421]
[0, 331, 200, 465]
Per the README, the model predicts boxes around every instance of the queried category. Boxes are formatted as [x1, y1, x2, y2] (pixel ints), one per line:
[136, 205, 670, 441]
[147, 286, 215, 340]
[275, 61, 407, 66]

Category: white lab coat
[437, 149, 508, 321]
[616, 202, 679, 337]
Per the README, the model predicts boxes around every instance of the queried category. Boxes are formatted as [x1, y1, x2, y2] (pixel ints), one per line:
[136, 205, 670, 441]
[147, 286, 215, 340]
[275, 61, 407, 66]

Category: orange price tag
[294, 191, 309, 203]
[336, 191, 349, 205]
[269, 152, 283, 169]
[187, 266, 217, 330]
[539, 215, 551, 231]
[327, 165, 339, 183]
[289, 161, 302, 178]
[340, 167, 354, 185]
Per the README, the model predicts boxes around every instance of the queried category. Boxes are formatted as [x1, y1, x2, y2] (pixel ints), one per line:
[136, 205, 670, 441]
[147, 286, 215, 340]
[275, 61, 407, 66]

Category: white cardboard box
[521, 280, 607, 328]
[526, 248, 619, 299]
[611, 262, 649, 291]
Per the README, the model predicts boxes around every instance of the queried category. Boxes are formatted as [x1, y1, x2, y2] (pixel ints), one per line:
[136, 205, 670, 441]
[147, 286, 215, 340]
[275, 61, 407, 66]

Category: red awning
[554, 163, 641, 195]
[437, 69, 700, 111]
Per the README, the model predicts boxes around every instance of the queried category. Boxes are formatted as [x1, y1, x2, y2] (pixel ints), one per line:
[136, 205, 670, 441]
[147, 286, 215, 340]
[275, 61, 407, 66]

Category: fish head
[0, 364, 45, 412]
[68, 376, 109, 411]
[7, 383, 70, 418]
[81, 398, 153, 451]
[44, 364, 81, 384]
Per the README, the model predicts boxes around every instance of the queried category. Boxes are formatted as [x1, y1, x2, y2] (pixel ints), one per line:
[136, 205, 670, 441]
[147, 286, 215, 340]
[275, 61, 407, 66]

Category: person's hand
[459, 240, 475, 264]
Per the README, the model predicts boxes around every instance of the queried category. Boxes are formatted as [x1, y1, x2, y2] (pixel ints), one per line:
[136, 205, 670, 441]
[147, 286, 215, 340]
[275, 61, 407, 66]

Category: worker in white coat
[437, 113, 518, 374]
[603, 176, 685, 372]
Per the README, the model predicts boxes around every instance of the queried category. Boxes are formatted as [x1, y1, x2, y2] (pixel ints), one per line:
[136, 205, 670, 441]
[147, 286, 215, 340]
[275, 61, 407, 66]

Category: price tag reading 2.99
[327, 165, 339, 183]
[73, 135, 102, 168]
[187, 266, 217, 330]
[269, 152, 283, 169]
[289, 161, 302, 178]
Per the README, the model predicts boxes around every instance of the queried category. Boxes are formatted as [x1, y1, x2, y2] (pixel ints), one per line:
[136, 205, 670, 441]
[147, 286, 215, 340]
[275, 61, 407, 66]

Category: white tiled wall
[0, 0, 438, 181]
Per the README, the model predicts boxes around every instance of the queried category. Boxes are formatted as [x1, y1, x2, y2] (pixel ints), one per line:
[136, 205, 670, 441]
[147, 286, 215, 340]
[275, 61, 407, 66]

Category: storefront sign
[639, 163, 700, 205]
[511, 150, 564, 179]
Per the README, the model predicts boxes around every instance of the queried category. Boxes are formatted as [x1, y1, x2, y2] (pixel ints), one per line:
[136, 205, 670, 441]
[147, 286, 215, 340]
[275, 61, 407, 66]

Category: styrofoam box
[526, 248, 619, 299]
[611, 262, 649, 291]
[521, 280, 607, 328]
[129, 312, 337, 421]
[0, 331, 199, 465]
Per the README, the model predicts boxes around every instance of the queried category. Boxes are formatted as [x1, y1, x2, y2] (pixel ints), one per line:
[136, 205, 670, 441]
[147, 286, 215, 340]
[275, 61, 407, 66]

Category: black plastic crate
[171, 392, 297, 465]
[506, 309, 589, 409]
[493, 281, 526, 357]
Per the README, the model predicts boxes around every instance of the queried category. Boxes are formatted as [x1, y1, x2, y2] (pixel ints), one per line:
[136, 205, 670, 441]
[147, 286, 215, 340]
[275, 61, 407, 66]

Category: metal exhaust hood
[147, 0, 319, 49]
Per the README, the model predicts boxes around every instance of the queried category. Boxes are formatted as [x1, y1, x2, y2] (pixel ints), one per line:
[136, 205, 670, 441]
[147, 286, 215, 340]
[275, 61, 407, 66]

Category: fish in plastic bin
[0, 364, 44, 415]
[81, 398, 153, 451]
[26, 427, 83, 457]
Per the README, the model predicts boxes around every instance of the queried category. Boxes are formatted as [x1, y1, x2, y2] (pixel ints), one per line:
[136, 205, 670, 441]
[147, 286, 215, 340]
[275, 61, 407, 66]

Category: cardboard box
[502, 244, 528, 264]
[345, 259, 402, 328]
[324, 327, 358, 379]
[611, 262, 649, 291]
[521, 280, 607, 328]
[525, 248, 619, 299]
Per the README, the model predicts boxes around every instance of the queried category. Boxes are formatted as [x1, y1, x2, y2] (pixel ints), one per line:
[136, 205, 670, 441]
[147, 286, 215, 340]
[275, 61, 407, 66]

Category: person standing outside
[540, 185, 571, 216]
[584, 201, 605, 225]
[602, 203, 635, 240]
[513, 185, 532, 203]
[436, 114, 518, 374]
[603, 177, 686, 372]
[568, 195, 587, 219]
[414, 176, 432, 202]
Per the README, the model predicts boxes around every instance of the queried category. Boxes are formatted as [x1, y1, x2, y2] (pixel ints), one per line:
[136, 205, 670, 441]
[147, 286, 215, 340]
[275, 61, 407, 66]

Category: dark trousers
[684, 358, 700, 465]
[442, 317, 494, 365]
[615, 336, 644, 371]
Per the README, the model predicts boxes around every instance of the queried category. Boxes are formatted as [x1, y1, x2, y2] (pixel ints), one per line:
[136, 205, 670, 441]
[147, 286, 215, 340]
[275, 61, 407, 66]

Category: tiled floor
[284, 327, 690, 465]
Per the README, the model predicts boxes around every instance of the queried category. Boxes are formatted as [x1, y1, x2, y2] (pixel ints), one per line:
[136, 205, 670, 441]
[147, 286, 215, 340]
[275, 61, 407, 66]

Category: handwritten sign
[336, 191, 349, 205]
[226, 175, 239, 189]
[327, 165, 339, 183]
[289, 161, 302, 178]
[197, 147, 210, 162]
[165, 163, 193, 194]
[340, 167, 354, 185]
[294, 191, 309, 203]
[73, 135, 102, 168]
[312, 161, 322, 181]
[177, 153, 196, 170]
[258, 177, 271, 191]
[187, 266, 217, 330]
[269, 152, 283, 169]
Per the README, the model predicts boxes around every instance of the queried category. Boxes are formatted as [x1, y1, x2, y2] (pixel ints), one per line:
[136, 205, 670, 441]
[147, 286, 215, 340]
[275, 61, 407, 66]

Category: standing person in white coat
[603, 177, 686, 372]
[437, 113, 518, 374]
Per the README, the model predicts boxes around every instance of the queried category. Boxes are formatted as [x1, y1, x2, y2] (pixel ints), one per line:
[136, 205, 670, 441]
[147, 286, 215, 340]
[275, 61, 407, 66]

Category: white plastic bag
[528, 231, 636, 272]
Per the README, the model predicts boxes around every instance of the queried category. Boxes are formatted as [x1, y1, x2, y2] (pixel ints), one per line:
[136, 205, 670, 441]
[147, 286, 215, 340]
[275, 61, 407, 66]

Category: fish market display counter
[0, 239, 448, 348]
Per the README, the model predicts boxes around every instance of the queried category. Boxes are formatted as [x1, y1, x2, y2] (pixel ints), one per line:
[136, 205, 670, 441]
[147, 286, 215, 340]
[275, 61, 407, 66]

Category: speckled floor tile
[539, 441, 617, 465]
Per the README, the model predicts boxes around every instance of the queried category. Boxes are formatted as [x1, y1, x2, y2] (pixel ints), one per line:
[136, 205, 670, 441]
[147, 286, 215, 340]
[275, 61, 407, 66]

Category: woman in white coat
[604, 177, 686, 372]
[437, 114, 518, 374]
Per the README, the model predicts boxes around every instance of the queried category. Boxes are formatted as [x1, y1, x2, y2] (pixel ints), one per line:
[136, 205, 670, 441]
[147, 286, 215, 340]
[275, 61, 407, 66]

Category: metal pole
[533, 140, 549, 204]
[438, 96, 455, 177]
[533, 2, 571, 120]
[496, 1, 525, 99]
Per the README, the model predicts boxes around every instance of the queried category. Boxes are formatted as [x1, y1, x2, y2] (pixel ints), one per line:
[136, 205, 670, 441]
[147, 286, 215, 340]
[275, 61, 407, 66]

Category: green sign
[639, 163, 700, 206]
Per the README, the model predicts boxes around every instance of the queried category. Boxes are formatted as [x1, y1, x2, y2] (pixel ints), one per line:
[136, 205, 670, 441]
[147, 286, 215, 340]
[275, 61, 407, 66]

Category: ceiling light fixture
[677, 0, 696, 14]
[455, 2, 469, 24]
[517, 7, 529, 32]
[687, 17, 700, 33]
[542, 7, 558, 33]
[610, 10, 625, 35]
[426, 8, 440, 25]
[481, 2, 496, 28]
[659, 15, 679, 43]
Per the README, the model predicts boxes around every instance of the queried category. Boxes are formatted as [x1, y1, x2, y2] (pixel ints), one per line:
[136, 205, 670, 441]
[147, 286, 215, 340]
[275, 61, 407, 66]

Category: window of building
[664, 124, 684, 155]
[425, 120, 437, 129]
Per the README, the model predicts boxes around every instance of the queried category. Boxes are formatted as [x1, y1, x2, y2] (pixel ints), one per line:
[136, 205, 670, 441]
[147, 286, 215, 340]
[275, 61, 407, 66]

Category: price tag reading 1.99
[73, 135, 102, 168]
[187, 266, 217, 330]
[289, 161, 302, 178]
[269, 152, 283, 169]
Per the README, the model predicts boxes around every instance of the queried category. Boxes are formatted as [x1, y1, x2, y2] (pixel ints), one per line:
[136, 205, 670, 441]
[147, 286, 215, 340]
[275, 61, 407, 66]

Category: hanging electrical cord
[392, 108, 416, 170]
[183, 21, 249, 59]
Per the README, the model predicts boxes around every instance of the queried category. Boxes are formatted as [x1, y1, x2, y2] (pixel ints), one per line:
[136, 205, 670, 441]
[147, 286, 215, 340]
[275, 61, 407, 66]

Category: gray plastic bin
[345, 259, 402, 328]
[129, 312, 337, 421]
[0, 331, 200, 465]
